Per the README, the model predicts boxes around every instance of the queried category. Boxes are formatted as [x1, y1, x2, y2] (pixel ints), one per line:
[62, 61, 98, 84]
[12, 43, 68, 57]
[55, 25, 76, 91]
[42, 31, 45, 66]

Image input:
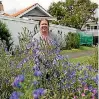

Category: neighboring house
[81, 8, 99, 45]
[0, 1, 56, 21]
[10, 3, 56, 21]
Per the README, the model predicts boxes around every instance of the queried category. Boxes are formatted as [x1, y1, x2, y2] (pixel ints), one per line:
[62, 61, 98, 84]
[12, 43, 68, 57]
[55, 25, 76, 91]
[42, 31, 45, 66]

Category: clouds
[91, 0, 99, 5]
[1, 0, 63, 13]
[1, 0, 98, 14]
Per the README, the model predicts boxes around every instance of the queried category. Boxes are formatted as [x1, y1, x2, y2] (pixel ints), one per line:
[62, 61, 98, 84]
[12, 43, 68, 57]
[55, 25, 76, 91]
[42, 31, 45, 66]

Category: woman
[32, 19, 60, 79]
[32, 18, 57, 45]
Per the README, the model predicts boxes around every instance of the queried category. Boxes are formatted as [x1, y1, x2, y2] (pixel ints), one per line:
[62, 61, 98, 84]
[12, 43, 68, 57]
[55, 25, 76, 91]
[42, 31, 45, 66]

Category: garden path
[64, 50, 95, 58]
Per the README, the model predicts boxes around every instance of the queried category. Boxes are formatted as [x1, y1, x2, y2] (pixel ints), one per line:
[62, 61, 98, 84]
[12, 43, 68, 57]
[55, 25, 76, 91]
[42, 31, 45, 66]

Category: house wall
[0, 15, 37, 47]
[85, 24, 98, 36]
[23, 7, 49, 17]
[82, 21, 98, 36]
[0, 15, 77, 48]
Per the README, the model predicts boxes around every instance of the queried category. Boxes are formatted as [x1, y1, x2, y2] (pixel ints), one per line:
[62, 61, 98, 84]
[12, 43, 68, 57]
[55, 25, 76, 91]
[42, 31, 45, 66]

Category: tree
[48, 0, 98, 29]
[0, 21, 13, 50]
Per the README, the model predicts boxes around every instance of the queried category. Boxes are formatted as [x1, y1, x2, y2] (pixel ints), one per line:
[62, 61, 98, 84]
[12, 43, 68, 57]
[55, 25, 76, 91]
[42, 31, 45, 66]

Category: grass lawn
[60, 46, 95, 54]
[60, 46, 96, 65]
[70, 56, 90, 65]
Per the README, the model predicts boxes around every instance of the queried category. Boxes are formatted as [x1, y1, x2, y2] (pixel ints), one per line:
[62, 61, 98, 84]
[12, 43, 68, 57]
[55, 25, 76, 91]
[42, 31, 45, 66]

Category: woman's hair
[39, 18, 49, 26]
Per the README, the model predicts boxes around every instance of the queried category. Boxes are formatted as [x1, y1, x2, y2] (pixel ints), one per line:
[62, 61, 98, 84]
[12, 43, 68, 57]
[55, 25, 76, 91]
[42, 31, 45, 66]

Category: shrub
[0, 29, 98, 99]
[63, 32, 80, 50]
[0, 40, 14, 99]
[0, 21, 13, 51]
[88, 47, 98, 70]
[9, 34, 98, 99]
[0, 27, 33, 99]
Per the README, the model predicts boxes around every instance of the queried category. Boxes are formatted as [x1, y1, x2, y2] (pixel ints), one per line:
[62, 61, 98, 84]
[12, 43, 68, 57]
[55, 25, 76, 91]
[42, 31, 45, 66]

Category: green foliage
[0, 28, 98, 99]
[63, 32, 80, 50]
[88, 47, 98, 70]
[0, 27, 33, 99]
[0, 41, 13, 99]
[0, 21, 13, 50]
[48, 0, 98, 29]
[18, 27, 32, 50]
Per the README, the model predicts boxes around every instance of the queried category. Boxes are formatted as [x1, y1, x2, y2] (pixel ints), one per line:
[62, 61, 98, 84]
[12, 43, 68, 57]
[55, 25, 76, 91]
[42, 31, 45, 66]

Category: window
[87, 26, 90, 30]
[94, 26, 97, 29]
[91, 26, 93, 30]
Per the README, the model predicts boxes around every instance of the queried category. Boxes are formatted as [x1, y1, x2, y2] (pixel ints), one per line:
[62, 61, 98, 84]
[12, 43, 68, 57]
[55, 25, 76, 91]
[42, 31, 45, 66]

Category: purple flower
[88, 85, 93, 91]
[17, 57, 30, 68]
[86, 65, 93, 71]
[33, 88, 46, 99]
[33, 93, 39, 99]
[17, 75, 24, 82]
[55, 47, 60, 54]
[91, 88, 97, 95]
[82, 82, 86, 86]
[56, 55, 63, 60]
[50, 40, 57, 46]
[12, 80, 21, 88]
[10, 91, 20, 99]
[33, 65, 39, 71]
[35, 58, 39, 63]
[70, 71, 76, 78]
[12, 75, 24, 88]
[33, 80, 38, 85]
[92, 75, 98, 84]
[34, 70, 42, 77]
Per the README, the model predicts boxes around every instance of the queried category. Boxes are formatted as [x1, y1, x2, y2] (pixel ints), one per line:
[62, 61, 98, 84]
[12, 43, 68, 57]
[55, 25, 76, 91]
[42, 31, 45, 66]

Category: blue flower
[10, 91, 20, 99]
[12, 75, 24, 88]
[33, 80, 38, 85]
[33, 93, 39, 99]
[70, 71, 76, 78]
[33, 88, 46, 99]
[17, 75, 24, 82]
[92, 75, 98, 84]
[12, 80, 21, 88]
[86, 65, 93, 71]
[56, 55, 63, 60]
[33, 48, 40, 55]
[33, 65, 39, 71]
[34, 70, 42, 77]
[88, 85, 93, 91]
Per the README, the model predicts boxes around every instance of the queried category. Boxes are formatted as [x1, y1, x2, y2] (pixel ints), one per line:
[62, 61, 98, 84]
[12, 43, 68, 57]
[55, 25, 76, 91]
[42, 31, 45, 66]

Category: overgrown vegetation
[62, 32, 80, 50]
[0, 21, 13, 51]
[48, 0, 98, 29]
[0, 29, 98, 99]
[88, 47, 98, 70]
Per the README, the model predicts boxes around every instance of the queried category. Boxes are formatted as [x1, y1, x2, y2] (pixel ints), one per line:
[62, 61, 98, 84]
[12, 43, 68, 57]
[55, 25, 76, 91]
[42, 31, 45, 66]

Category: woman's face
[40, 19, 49, 34]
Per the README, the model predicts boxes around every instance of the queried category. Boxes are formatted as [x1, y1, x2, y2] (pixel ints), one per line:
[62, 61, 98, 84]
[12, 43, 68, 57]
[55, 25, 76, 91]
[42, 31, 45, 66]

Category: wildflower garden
[0, 27, 98, 99]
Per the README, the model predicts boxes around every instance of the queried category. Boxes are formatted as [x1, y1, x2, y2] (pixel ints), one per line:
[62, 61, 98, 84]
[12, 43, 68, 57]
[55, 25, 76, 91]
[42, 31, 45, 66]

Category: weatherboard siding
[23, 7, 49, 17]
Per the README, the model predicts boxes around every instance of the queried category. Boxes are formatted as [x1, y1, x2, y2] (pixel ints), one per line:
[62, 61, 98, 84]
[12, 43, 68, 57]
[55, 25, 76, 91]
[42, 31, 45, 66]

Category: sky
[1, 0, 99, 14]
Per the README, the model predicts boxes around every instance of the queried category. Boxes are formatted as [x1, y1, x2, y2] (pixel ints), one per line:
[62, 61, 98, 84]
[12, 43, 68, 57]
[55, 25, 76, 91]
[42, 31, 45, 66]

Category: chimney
[0, 1, 4, 11]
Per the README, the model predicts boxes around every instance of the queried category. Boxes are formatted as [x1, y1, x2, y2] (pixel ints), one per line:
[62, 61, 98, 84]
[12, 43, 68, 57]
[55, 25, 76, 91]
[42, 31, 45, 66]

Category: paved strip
[64, 50, 95, 58]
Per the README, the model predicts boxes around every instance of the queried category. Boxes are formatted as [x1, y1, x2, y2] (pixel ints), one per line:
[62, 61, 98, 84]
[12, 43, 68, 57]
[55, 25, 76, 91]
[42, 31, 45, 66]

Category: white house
[81, 8, 99, 45]
[9, 3, 56, 21]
